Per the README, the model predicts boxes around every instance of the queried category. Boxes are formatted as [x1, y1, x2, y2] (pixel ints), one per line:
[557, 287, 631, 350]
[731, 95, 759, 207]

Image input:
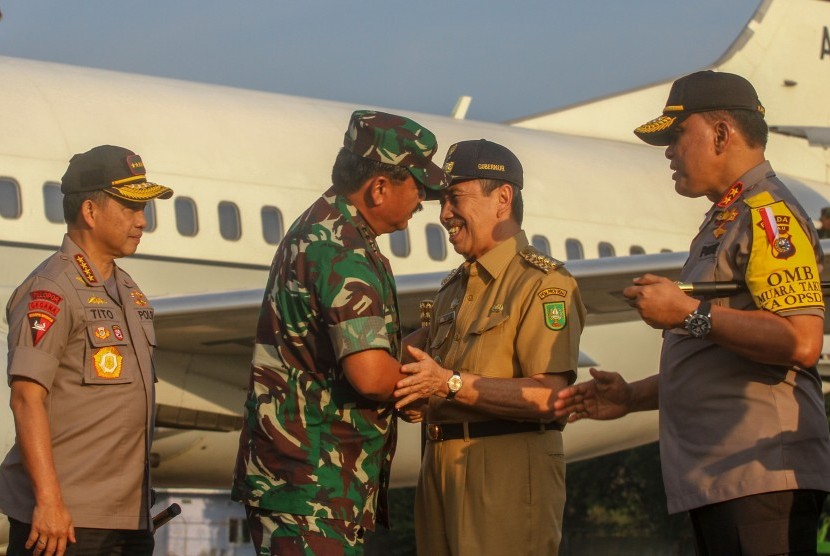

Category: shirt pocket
[470, 312, 513, 376]
[140, 320, 157, 349]
[430, 321, 453, 353]
[84, 321, 134, 385]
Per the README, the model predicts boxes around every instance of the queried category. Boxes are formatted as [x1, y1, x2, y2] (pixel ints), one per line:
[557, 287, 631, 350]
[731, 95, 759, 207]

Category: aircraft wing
[153, 241, 830, 356]
[152, 288, 264, 357]
[770, 126, 830, 148]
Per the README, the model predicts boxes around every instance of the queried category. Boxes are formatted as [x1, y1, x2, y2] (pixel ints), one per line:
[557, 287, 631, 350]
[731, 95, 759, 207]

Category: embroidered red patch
[30, 290, 63, 304]
[28, 312, 55, 346]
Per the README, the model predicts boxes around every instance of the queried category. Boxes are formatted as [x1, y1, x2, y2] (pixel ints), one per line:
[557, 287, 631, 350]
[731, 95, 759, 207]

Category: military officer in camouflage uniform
[232, 110, 446, 555]
[0, 145, 172, 555]
[394, 140, 586, 555]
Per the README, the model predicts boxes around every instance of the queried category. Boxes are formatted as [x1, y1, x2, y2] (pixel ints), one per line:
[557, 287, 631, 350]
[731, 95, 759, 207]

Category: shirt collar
[706, 161, 775, 221]
[472, 230, 528, 281]
[323, 186, 384, 257]
[60, 234, 132, 287]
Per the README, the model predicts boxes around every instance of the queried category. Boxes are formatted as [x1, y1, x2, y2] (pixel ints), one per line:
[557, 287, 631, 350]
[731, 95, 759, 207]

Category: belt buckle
[427, 423, 442, 441]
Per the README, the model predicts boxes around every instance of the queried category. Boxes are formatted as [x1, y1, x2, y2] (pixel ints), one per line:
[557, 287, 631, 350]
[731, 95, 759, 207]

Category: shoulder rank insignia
[441, 266, 464, 287]
[520, 247, 563, 273]
[130, 290, 148, 307]
[73, 254, 98, 283]
[717, 182, 744, 208]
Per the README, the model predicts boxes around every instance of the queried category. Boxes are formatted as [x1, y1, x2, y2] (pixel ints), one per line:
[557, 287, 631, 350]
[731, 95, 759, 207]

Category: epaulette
[519, 246, 563, 273]
[440, 266, 463, 287]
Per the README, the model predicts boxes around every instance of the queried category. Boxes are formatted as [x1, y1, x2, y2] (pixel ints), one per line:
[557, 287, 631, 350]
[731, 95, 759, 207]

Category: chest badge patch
[543, 301, 567, 331]
[93, 346, 123, 378]
[112, 325, 124, 341]
[438, 311, 455, 325]
[94, 326, 111, 340]
[713, 208, 739, 239]
[757, 206, 796, 259]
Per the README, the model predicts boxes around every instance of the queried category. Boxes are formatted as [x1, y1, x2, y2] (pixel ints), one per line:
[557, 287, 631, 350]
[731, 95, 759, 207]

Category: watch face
[448, 374, 463, 392]
[686, 314, 712, 338]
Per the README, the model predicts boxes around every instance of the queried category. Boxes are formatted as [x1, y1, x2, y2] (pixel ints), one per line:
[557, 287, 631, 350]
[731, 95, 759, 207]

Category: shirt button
[454, 334, 461, 341]
[466, 295, 473, 301]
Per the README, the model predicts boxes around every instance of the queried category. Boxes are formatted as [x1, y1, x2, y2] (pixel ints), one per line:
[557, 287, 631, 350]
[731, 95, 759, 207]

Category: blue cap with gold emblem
[442, 139, 523, 188]
[634, 71, 765, 146]
[61, 145, 173, 202]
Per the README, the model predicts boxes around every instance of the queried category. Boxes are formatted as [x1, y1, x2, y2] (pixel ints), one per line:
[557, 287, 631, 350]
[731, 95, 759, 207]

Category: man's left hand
[623, 274, 698, 329]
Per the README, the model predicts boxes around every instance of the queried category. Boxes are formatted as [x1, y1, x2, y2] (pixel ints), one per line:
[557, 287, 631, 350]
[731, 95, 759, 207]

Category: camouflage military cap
[343, 110, 447, 199]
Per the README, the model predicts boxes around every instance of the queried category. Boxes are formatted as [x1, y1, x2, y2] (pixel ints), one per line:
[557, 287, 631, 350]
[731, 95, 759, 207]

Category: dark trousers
[689, 489, 827, 556]
[8, 518, 154, 556]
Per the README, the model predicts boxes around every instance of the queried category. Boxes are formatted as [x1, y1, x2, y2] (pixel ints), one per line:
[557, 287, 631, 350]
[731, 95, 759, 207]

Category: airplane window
[426, 223, 447, 261]
[565, 238, 583, 260]
[629, 245, 646, 255]
[261, 206, 284, 245]
[531, 235, 551, 256]
[0, 178, 21, 219]
[174, 196, 199, 237]
[43, 182, 63, 223]
[598, 241, 616, 258]
[390, 229, 410, 258]
[218, 201, 242, 241]
[143, 200, 157, 233]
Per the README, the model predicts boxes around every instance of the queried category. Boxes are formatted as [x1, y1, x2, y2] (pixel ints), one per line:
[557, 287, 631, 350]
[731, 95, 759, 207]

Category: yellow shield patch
[93, 346, 123, 378]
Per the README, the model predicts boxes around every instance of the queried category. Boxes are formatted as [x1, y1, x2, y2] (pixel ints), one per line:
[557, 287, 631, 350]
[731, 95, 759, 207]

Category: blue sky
[0, 0, 761, 122]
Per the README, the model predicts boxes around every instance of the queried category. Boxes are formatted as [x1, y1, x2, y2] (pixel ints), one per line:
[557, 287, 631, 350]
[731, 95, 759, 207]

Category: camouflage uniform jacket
[232, 186, 400, 530]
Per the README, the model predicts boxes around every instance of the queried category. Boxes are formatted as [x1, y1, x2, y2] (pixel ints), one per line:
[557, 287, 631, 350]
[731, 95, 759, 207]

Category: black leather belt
[426, 420, 564, 442]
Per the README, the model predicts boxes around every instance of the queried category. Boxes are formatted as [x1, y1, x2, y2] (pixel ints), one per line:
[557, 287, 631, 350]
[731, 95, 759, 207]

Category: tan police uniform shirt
[0, 235, 156, 530]
[660, 161, 830, 514]
[426, 230, 584, 423]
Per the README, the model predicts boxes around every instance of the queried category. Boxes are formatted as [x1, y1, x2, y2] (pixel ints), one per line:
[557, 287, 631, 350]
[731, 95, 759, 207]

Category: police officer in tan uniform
[394, 140, 585, 556]
[556, 72, 830, 554]
[0, 145, 172, 555]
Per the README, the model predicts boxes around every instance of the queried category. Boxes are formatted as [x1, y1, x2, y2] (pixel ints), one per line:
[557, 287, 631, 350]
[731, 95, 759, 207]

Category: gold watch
[446, 370, 462, 400]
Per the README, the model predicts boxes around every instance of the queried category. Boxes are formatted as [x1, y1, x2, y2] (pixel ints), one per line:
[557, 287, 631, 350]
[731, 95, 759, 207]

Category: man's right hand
[398, 398, 427, 423]
[27, 500, 75, 556]
[553, 368, 633, 422]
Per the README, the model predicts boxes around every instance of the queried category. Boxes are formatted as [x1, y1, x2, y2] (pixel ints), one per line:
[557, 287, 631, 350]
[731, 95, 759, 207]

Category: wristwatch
[684, 300, 712, 338]
[446, 370, 463, 400]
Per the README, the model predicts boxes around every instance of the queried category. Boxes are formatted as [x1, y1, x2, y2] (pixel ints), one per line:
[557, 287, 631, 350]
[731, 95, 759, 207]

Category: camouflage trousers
[245, 506, 366, 556]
